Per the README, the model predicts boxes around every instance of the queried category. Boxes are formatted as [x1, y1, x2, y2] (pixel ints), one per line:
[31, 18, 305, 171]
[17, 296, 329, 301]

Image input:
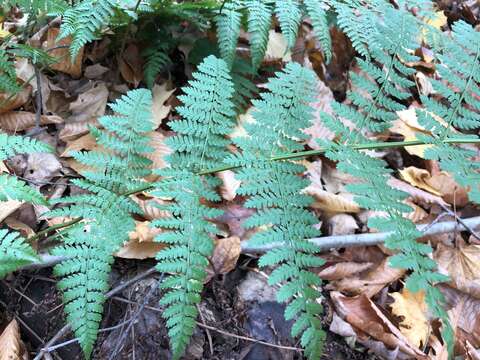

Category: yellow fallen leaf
[390, 288, 430, 348]
[116, 222, 164, 259]
[399, 167, 443, 196]
[306, 186, 360, 213]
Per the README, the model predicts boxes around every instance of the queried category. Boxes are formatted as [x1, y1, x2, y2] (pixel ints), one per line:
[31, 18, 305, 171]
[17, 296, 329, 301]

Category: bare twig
[439, 204, 480, 241]
[241, 216, 480, 253]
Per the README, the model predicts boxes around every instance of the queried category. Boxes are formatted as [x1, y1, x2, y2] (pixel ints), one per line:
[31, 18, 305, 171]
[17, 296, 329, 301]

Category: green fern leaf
[215, 0, 243, 68]
[58, 0, 116, 58]
[227, 62, 325, 360]
[246, 0, 273, 69]
[0, 229, 38, 279]
[304, 0, 331, 63]
[274, 0, 302, 49]
[0, 49, 20, 94]
[143, 40, 172, 89]
[49, 89, 154, 358]
[152, 55, 236, 360]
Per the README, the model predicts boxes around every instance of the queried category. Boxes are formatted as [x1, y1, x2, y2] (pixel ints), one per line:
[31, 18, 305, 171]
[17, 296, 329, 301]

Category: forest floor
[1, 1, 480, 359]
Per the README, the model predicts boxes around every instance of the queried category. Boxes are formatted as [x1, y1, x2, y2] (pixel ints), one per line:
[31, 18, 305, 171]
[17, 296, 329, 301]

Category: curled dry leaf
[331, 292, 426, 358]
[388, 177, 448, 207]
[400, 166, 469, 207]
[0, 111, 63, 131]
[115, 221, 164, 259]
[404, 199, 429, 223]
[45, 27, 83, 78]
[152, 83, 175, 128]
[206, 236, 241, 282]
[327, 258, 405, 298]
[390, 288, 430, 348]
[0, 320, 28, 360]
[435, 243, 480, 299]
[306, 186, 360, 213]
[0, 87, 31, 114]
[217, 170, 241, 201]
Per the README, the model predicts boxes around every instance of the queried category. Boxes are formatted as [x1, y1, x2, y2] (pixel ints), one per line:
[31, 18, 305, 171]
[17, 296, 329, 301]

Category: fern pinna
[48, 89, 154, 358]
[418, 20, 480, 203]
[151, 55, 236, 360]
[227, 63, 325, 360]
[0, 134, 51, 277]
[320, 5, 454, 351]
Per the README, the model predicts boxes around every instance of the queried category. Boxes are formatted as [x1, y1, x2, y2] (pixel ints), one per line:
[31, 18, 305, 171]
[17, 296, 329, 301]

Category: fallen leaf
[45, 27, 83, 78]
[0, 320, 28, 360]
[60, 82, 109, 141]
[115, 221, 164, 259]
[331, 292, 425, 358]
[404, 199, 428, 223]
[60, 133, 97, 157]
[318, 261, 374, 281]
[4, 217, 35, 238]
[0, 87, 32, 114]
[0, 200, 22, 223]
[327, 258, 405, 298]
[145, 131, 172, 181]
[206, 236, 241, 281]
[217, 170, 241, 201]
[84, 63, 109, 79]
[119, 44, 143, 87]
[390, 288, 430, 348]
[400, 166, 468, 207]
[435, 243, 480, 299]
[388, 177, 448, 207]
[151, 83, 175, 128]
[306, 186, 360, 213]
[325, 213, 358, 235]
[0, 111, 63, 131]
[264, 30, 291, 62]
[132, 195, 170, 221]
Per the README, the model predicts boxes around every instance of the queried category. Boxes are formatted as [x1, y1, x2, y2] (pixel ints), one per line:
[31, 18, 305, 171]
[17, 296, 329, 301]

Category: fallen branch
[240, 215, 480, 253]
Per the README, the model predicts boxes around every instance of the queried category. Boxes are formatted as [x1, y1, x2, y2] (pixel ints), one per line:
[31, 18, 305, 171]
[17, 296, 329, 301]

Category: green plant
[47, 89, 153, 357]
[151, 55, 236, 360]
[227, 62, 325, 359]
[0, 229, 38, 279]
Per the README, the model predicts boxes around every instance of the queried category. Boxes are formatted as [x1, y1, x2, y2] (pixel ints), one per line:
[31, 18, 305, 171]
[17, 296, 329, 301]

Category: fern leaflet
[226, 62, 325, 360]
[49, 89, 154, 358]
[215, 0, 242, 68]
[246, 0, 273, 70]
[0, 229, 38, 279]
[304, 0, 331, 63]
[152, 55, 236, 360]
[274, 0, 302, 49]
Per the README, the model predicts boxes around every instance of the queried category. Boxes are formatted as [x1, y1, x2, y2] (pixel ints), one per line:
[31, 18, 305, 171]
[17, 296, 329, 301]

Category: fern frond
[0, 229, 38, 279]
[0, 134, 52, 160]
[152, 55, 236, 360]
[274, 0, 302, 49]
[0, 174, 48, 204]
[58, 0, 116, 58]
[227, 62, 325, 360]
[329, 7, 419, 142]
[231, 58, 258, 112]
[215, 0, 242, 68]
[417, 20, 480, 204]
[304, 0, 331, 63]
[50, 89, 154, 358]
[246, 0, 273, 69]
[142, 40, 172, 89]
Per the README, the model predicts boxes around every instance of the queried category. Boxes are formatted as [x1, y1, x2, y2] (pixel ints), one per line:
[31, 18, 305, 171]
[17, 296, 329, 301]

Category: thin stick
[33, 267, 158, 360]
[439, 204, 480, 241]
[240, 216, 480, 253]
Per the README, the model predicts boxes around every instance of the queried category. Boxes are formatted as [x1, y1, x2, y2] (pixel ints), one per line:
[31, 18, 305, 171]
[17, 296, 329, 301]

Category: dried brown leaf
[0, 320, 28, 360]
[115, 222, 164, 259]
[206, 236, 241, 281]
[0, 111, 63, 131]
[45, 27, 83, 78]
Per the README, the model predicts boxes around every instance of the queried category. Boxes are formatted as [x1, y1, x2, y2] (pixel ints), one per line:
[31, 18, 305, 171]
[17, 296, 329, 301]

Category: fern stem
[33, 138, 480, 238]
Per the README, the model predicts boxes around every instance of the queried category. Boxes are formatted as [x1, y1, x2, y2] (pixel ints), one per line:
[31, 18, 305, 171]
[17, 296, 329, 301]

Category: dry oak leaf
[0, 320, 28, 360]
[45, 27, 83, 78]
[119, 43, 143, 87]
[390, 288, 430, 348]
[152, 83, 175, 129]
[206, 236, 241, 281]
[60, 82, 109, 141]
[115, 222, 164, 259]
[435, 243, 480, 299]
[0, 111, 63, 131]
[400, 166, 468, 207]
[327, 258, 405, 298]
[60, 133, 97, 157]
[331, 292, 426, 359]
